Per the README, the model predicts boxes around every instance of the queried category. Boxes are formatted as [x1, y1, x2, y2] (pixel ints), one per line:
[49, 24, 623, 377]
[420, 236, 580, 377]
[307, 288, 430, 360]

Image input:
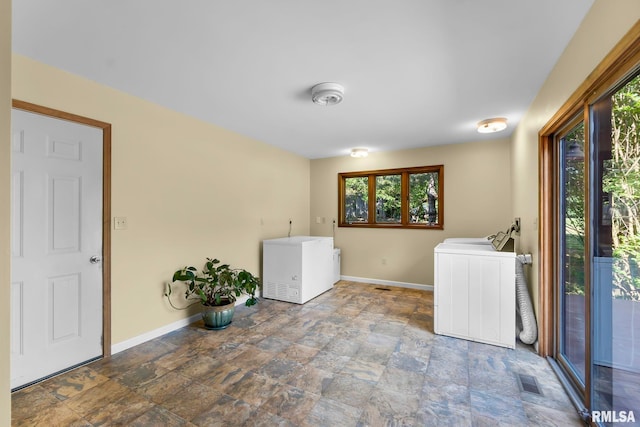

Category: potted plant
[165, 257, 259, 330]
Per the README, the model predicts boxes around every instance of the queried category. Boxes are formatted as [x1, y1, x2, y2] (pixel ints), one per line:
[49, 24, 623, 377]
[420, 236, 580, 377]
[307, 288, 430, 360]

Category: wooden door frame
[11, 99, 112, 357]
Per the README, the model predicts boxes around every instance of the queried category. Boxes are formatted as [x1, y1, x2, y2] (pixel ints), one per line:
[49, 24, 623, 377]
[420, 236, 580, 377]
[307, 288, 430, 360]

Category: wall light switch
[114, 217, 128, 230]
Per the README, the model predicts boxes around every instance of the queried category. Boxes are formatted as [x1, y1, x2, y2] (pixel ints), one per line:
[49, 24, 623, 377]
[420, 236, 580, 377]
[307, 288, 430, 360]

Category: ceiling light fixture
[311, 82, 345, 106]
[350, 148, 368, 158]
[477, 117, 508, 133]
[566, 141, 585, 160]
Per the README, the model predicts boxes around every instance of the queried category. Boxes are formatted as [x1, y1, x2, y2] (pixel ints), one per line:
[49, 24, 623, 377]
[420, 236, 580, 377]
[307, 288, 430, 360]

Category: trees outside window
[600, 74, 640, 301]
[344, 176, 368, 223]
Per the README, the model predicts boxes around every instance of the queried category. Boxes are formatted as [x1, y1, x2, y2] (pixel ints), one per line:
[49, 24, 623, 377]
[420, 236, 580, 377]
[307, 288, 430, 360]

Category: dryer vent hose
[516, 255, 537, 345]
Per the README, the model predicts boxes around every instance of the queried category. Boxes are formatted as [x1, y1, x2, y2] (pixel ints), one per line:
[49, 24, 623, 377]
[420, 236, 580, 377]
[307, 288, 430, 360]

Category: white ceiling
[12, 0, 595, 159]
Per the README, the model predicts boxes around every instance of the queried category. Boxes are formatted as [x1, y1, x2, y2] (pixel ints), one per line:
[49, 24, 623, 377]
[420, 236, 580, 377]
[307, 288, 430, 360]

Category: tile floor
[12, 281, 584, 426]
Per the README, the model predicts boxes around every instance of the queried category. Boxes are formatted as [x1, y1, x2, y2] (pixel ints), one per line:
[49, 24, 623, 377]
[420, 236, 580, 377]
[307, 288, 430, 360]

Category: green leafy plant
[165, 258, 259, 309]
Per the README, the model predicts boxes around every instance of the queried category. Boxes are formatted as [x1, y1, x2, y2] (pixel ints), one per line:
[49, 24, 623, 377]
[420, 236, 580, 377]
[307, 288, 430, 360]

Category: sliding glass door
[590, 73, 640, 419]
[554, 70, 640, 425]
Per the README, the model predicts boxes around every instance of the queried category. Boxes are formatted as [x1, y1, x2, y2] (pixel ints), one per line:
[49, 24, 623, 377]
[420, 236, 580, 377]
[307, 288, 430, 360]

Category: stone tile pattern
[12, 282, 583, 426]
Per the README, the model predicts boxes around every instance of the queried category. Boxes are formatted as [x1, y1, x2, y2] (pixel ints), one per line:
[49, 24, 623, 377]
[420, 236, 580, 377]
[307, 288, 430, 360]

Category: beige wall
[511, 2, 640, 315]
[310, 139, 512, 286]
[4, 4, 639, 415]
[11, 55, 310, 345]
[1, 0, 11, 422]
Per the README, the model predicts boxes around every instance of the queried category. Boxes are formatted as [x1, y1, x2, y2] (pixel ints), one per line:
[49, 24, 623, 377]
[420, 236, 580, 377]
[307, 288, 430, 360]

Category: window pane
[592, 73, 640, 416]
[559, 121, 586, 383]
[345, 176, 368, 223]
[409, 172, 439, 225]
[375, 175, 401, 223]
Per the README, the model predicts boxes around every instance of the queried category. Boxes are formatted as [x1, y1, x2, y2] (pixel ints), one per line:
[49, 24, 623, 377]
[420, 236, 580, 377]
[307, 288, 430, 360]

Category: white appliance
[263, 236, 334, 304]
[443, 237, 492, 245]
[434, 242, 516, 349]
[333, 248, 341, 284]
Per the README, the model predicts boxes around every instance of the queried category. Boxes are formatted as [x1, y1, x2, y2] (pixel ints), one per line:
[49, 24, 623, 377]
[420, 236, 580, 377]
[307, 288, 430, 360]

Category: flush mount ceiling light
[566, 140, 585, 160]
[311, 82, 345, 106]
[350, 148, 368, 158]
[477, 117, 508, 133]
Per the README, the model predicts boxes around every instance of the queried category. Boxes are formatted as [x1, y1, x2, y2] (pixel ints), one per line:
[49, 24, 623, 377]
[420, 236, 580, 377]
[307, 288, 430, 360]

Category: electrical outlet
[114, 217, 128, 230]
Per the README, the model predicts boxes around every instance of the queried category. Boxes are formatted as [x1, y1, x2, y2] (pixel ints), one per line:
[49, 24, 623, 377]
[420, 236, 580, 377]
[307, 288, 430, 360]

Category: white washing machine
[443, 237, 492, 245]
[434, 241, 516, 349]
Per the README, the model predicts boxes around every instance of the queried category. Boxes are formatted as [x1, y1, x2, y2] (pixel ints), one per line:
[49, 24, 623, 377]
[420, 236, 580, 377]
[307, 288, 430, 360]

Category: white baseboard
[111, 312, 202, 355]
[340, 275, 433, 291]
[111, 293, 259, 355]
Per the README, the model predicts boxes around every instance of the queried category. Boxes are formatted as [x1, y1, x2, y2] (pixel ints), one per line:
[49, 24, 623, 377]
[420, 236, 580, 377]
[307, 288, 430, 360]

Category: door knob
[90, 255, 101, 264]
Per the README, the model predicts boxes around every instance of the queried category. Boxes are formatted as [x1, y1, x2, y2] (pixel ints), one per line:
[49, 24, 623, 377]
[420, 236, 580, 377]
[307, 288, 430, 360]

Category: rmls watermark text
[592, 411, 636, 423]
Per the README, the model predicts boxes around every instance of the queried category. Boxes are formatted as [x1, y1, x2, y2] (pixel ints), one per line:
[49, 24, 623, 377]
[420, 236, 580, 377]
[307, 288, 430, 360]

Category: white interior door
[10, 108, 103, 389]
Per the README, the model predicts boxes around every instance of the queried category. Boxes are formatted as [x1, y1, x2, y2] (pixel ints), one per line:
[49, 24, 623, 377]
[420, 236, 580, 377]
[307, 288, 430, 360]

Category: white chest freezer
[434, 242, 515, 349]
[262, 236, 334, 304]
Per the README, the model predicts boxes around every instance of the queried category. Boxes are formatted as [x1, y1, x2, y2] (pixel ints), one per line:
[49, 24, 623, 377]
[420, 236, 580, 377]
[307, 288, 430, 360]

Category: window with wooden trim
[338, 165, 444, 229]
